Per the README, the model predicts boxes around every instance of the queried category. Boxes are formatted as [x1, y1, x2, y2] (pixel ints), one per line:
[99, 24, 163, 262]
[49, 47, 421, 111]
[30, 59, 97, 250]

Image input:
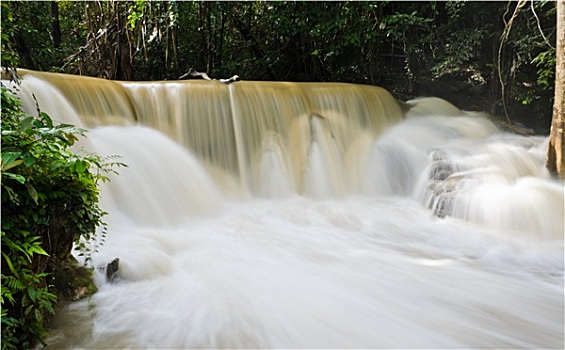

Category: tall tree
[546, 0, 564, 177]
[51, 1, 61, 48]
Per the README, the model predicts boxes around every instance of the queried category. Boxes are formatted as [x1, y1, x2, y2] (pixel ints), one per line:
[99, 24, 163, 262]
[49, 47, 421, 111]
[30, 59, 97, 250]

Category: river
[8, 71, 563, 348]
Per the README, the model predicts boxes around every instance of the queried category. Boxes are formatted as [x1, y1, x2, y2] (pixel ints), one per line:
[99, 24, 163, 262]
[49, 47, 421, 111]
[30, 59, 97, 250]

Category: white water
[6, 74, 563, 348]
[46, 121, 563, 349]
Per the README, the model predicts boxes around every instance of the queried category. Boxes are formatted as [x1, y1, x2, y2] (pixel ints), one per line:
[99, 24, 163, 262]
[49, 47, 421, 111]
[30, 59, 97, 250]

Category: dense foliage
[0, 86, 118, 349]
[1, 1, 557, 132]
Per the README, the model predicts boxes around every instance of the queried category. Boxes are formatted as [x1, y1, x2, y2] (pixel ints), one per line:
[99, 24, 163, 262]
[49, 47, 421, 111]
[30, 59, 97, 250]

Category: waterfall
[16, 70, 402, 198]
[4, 70, 563, 349]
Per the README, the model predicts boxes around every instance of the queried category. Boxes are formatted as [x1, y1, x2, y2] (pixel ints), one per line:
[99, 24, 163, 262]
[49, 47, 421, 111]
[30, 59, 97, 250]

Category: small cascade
[255, 134, 295, 197]
[5, 75, 86, 128]
[123, 80, 239, 177]
[422, 135, 564, 240]
[87, 125, 224, 227]
[18, 70, 137, 126]
[303, 115, 345, 198]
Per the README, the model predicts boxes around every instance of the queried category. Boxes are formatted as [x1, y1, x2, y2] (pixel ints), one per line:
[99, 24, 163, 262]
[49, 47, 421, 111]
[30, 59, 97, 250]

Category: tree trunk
[546, 0, 565, 177]
[51, 1, 61, 48]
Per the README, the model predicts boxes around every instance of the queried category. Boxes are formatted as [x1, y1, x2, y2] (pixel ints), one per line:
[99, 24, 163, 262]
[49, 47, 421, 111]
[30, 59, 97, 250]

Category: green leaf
[3, 172, 26, 184]
[34, 308, 43, 324]
[1, 152, 22, 171]
[28, 243, 49, 256]
[25, 183, 39, 204]
[65, 132, 79, 145]
[22, 154, 34, 167]
[24, 305, 33, 317]
[39, 111, 54, 129]
[20, 116, 34, 131]
[27, 287, 37, 303]
[74, 160, 88, 173]
[1, 252, 20, 278]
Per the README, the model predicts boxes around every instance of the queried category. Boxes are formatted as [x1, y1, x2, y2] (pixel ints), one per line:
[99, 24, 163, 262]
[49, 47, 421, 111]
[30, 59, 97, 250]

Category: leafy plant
[1, 85, 123, 349]
[532, 48, 556, 90]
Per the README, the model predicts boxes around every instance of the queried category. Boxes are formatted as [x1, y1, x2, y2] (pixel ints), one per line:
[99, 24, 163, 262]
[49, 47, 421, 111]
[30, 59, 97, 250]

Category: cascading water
[6, 70, 563, 348]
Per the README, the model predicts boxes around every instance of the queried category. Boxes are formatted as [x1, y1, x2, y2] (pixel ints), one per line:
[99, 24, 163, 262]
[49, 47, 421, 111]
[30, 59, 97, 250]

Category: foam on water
[44, 115, 563, 349]
[46, 195, 563, 349]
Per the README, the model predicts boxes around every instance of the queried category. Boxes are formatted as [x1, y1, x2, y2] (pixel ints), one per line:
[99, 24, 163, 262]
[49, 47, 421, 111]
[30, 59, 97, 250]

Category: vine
[498, 0, 528, 124]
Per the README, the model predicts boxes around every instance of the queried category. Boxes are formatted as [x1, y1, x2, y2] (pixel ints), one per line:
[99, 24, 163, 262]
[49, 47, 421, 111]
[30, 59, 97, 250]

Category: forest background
[1, 0, 558, 134]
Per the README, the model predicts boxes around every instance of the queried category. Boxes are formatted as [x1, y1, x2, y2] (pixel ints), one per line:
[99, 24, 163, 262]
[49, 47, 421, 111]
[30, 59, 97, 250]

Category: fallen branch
[219, 75, 240, 84]
[179, 68, 240, 84]
[179, 68, 211, 80]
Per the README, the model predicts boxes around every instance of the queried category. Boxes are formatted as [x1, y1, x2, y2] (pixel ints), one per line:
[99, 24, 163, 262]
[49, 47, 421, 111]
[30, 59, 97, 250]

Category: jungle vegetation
[0, 1, 562, 348]
[0, 85, 121, 349]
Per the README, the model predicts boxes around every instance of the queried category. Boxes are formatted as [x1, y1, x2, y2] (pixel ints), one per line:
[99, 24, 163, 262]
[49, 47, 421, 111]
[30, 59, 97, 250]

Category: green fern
[2, 275, 26, 292]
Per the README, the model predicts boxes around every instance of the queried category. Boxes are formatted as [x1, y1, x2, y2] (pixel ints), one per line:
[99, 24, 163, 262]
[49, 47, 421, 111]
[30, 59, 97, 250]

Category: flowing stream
[7, 71, 564, 348]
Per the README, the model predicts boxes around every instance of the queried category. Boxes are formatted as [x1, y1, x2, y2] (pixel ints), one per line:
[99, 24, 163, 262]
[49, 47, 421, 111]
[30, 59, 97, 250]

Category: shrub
[1, 85, 121, 349]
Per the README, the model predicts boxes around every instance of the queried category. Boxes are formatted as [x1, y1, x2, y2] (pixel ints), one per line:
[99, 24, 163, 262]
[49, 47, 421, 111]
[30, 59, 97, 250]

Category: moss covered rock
[48, 257, 98, 302]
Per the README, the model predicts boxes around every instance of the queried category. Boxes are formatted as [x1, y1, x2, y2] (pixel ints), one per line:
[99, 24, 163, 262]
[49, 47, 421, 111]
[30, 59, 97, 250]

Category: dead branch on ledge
[179, 68, 239, 84]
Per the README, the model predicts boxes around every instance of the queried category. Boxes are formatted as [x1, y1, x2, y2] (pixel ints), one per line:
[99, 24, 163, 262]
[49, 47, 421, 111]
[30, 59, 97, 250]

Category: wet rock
[425, 150, 463, 218]
[106, 258, 120, 282]
[48, 257, 98, 302]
